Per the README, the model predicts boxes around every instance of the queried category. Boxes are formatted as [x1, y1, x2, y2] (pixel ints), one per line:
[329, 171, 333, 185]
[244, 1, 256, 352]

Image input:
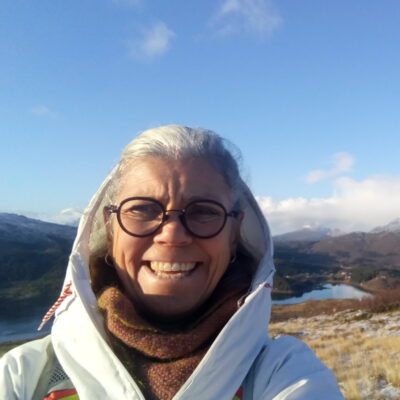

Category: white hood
[48, 169, 276, 399]
[1, 164, 343, 400]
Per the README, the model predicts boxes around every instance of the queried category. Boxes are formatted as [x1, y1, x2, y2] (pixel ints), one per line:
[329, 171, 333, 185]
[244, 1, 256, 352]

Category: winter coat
[0, 167, 344, 400]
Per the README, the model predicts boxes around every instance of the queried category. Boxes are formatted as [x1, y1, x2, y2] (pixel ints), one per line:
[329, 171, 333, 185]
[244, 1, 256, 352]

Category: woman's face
[109, 157, 241, 319]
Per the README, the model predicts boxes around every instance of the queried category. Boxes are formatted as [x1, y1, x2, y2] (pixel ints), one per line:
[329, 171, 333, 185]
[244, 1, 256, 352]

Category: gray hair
[89, 125, 244, 257]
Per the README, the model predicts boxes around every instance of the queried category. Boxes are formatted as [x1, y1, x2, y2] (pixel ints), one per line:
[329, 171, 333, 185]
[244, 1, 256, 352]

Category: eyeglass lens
[118, 198, 227, 237]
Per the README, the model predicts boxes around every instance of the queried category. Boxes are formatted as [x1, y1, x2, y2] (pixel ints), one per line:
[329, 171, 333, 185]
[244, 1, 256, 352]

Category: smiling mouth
[145, 261, 198, 279]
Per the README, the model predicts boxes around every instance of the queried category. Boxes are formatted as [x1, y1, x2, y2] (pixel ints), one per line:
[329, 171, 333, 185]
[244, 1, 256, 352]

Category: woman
[0, 125, 343, 399]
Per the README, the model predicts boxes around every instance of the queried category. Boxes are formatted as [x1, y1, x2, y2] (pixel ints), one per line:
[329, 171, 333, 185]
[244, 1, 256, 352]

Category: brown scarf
[98, 285, 245, 400]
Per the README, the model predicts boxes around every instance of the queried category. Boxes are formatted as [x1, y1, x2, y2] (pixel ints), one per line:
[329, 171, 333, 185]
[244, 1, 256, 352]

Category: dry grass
[271, 287, 400, 323]
[270, 304, 400, 399]
[358, 288, 400, 313]
[308, 331, 400, 399]
[3, 289, 400, 398]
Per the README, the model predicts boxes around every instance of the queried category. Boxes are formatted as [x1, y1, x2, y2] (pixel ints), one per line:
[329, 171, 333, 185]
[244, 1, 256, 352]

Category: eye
[121, 202, 162, 221]
[186, 203, 224, 222]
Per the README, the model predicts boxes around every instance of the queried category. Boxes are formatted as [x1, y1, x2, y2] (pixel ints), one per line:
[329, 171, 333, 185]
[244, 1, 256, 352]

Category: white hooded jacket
[0, 167, 344, 400]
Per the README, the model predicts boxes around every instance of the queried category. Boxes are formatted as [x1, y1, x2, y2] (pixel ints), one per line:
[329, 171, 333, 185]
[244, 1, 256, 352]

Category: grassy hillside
[3, 293, 399, 400]
[270, 290, 400, 399]
[0, 214, 75, 318]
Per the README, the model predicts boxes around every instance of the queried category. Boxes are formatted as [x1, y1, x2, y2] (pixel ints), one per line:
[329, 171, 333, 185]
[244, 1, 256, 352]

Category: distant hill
[371, 217, 400, 233]
[2, 212, 400, 317]
[0, 213, 76, 244]
[273, 227, 342, 243]
[0, 213, 76, 317]
[273, 229, 400, 294]
[274, 225, 400, 270]
[309, 231, 400, 269]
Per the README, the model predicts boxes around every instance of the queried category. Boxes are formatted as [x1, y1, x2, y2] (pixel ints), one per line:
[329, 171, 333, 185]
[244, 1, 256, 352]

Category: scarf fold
[98, 284, 245, 400]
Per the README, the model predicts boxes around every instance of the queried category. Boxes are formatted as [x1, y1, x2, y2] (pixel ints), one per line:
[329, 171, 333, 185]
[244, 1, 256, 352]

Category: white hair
[89, 125, 244, 257]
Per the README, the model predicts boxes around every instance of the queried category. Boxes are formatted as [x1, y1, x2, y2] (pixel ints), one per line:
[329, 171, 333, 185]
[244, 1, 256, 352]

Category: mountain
[3, 212, 400, 318]
[0, 213, 76, 244]
[309, 230, 400, 268]
[0, 213, 76, 316]
[273, 227, 343, 243]
[371, 217, 400, 233]
[274, 230, 400, 271]
[273, 229, 400, 295]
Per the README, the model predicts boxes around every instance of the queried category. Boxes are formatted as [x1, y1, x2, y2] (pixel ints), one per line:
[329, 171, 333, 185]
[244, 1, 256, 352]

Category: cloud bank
[128, 21, 175, 59]
[210, 0, 282, 37]
[258, 175, 400, 234]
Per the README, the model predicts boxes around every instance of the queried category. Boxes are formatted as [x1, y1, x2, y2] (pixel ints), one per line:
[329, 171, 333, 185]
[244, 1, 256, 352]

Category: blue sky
[1, 0, 400, 233]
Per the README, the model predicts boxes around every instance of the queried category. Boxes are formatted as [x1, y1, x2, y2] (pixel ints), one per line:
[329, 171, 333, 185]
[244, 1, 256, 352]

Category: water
[0, 284, 371, 342]
[0, 313, 51, 343]
[272, 284, 371, 305]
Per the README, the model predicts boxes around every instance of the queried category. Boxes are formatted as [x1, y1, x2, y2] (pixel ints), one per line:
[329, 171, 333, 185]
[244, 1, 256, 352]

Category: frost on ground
[270, 309, 400, 400]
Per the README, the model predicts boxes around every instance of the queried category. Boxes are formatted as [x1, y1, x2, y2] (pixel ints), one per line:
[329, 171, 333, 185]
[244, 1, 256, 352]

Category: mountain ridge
[2, 213, 400, 317]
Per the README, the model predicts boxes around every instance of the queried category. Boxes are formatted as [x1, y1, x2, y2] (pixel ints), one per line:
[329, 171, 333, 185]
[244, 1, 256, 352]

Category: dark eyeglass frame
[105, 196, 240, 239]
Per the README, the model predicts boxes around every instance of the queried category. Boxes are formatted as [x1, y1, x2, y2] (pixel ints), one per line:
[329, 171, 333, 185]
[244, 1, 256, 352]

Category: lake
[272, 283, 371, 305]
[0, 311, 51, 343]
[0, 284, 371, 343]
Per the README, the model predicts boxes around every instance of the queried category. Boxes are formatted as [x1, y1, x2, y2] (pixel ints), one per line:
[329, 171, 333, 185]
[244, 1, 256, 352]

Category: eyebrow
[184, 194, 223, 202]
[118, 194, 230, 207]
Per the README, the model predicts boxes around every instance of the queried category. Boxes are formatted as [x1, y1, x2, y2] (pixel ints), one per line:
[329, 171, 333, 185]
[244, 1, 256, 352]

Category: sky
[1, 0, 400, 234]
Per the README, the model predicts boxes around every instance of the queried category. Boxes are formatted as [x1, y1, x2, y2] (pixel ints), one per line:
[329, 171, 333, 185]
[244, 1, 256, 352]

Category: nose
[153, 211, 192, 246]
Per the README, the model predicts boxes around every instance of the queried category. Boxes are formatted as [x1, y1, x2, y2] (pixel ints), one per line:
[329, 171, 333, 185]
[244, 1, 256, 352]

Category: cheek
[206, 235, 233, 275]
[111, 233, 143, 275]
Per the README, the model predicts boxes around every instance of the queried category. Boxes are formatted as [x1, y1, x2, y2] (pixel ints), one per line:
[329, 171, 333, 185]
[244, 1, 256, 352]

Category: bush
[273, 273, 291, 291]
[351, 266, 377, 283]
[359, 289, 400, 313]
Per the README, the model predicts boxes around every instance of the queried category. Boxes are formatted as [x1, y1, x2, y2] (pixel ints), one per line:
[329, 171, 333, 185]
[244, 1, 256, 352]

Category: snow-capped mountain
[22, 208, 83, 227]
[0, 213, 76, 244]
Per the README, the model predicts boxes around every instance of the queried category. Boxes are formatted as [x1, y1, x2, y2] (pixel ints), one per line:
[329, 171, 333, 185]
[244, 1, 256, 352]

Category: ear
[103, 206, 110, 224]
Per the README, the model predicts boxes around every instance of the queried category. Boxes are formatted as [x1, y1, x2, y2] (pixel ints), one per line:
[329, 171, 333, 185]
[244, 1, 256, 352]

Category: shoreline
[272, 280, 373, 300]
[1, 284, 392, 356]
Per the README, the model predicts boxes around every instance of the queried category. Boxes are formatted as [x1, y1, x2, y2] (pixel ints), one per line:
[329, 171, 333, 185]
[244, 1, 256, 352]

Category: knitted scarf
[98, 284, 246, 400]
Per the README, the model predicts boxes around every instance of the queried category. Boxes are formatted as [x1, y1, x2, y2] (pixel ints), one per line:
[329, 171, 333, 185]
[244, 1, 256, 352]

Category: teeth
[154, 271, 186, 280]
[149, 261, 196, 272]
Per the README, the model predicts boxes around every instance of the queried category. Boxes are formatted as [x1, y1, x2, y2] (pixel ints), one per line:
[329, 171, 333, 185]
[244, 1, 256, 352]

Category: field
[271, 289, 400, 399]
[2, 291, 400, 399]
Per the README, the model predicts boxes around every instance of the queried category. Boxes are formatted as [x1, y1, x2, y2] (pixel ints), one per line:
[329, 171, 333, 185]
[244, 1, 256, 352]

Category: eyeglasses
[105, 197, 240, 239]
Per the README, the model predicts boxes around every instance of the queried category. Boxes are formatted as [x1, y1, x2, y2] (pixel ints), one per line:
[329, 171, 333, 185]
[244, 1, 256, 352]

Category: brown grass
[3, 289, 400, 398]
[358, 288, 400, 313]
[270, 290, 400, 399]
[306, 330, 400, 399]
[271, 287, 400, 322]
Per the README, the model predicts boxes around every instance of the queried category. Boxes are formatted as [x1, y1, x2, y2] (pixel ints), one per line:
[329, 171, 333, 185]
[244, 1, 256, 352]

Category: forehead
[117, 157, 232, 205]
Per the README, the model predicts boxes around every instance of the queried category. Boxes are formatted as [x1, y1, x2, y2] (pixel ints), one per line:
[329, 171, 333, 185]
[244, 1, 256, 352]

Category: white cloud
[52, 208, 83, 226]
[128, 21, 175, 60]
[305, 152, 355, 183]
[210, 0, 282, 37]
[30, 105, 57, 118]
[257, 175, 400, 234]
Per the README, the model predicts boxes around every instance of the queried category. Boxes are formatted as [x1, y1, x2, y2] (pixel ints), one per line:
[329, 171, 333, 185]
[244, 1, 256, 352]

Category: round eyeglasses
[105, 197, 240, 239]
